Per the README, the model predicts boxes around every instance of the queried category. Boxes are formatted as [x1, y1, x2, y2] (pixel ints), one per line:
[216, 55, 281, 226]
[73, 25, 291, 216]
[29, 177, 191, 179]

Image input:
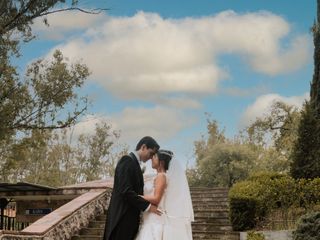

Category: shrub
[297, 178, 320, 207]
[247, 231, 265, 240]
[228, 172, 319, 231]
[293, 211, 320, 240]
[229, 197, 257, 231]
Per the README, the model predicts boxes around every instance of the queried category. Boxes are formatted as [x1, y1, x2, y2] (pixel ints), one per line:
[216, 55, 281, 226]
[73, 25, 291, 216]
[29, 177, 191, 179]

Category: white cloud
[69, 106, 197, 146]
[109, 106, 197, 143]
[157, 96, 202, 109]
[44, 10, 310, 102]
[241, 92, 309, 127]
[33, 11, 105, 40]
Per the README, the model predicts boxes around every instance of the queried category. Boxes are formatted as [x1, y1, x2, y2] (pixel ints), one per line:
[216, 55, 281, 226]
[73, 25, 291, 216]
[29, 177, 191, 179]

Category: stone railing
[0, 188, 112, 240]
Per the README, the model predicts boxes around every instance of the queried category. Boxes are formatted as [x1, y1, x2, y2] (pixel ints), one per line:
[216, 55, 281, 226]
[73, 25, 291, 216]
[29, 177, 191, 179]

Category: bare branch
[38, 7, 109, 17]
[11, 107, 86, 130]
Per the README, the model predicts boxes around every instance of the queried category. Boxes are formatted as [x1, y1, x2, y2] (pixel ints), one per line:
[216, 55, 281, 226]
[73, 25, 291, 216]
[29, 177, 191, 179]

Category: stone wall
[16, 200, 70, 223]
[0, 189, 112, 240]
[240, 230, 293, 240]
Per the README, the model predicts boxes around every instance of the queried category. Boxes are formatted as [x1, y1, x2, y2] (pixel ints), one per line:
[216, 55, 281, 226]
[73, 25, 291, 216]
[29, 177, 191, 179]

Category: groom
[103, 136, 161, 240]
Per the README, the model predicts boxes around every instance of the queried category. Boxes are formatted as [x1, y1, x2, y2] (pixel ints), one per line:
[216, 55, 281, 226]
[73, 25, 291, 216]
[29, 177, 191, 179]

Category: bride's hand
[149, 204, 162, 216]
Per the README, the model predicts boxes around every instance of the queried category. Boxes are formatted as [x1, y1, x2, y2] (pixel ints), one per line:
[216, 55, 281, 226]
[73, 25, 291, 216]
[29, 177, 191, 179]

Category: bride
[135, 149, 194, 240]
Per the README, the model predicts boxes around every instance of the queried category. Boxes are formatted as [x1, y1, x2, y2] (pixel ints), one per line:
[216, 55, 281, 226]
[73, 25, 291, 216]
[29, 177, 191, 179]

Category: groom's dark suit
[103, 152, 150, 240]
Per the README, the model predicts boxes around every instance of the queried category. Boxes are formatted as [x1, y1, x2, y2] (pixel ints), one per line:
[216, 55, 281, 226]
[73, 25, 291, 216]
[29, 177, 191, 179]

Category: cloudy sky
[17, 0, 316, 167]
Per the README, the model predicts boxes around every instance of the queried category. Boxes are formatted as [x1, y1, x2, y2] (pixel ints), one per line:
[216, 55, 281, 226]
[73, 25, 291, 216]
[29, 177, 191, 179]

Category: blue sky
[18, 0, 316, 168]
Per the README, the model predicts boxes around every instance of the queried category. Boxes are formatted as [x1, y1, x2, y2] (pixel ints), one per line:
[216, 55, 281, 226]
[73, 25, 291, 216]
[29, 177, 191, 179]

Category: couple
[103, 136, 194, 240]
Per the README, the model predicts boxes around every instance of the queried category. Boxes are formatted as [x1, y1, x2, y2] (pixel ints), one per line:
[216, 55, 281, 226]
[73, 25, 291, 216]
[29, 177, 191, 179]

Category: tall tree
[291, 0, 320, 179]
[310, 0, 320, 115]
[291, 102, 320, 179]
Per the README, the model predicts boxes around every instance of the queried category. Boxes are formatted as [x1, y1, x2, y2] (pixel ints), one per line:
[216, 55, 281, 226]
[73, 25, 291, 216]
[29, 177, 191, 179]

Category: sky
[17, 0, 316, 169]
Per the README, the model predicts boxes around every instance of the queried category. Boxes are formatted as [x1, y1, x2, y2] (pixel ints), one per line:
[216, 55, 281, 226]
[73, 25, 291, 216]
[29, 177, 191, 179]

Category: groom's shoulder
[118, 154, 134, 165]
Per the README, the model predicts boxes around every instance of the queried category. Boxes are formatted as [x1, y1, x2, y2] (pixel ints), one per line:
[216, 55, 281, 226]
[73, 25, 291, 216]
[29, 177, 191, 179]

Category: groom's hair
[135, 136, 160, 151]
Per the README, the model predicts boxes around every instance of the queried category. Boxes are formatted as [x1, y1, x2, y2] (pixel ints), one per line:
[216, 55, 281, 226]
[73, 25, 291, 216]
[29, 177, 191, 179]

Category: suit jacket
[103, 152, 150, 240]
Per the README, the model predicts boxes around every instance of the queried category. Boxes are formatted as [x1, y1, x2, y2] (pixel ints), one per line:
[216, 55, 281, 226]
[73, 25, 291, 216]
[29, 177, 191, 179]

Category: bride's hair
[157, 149, 173, 170]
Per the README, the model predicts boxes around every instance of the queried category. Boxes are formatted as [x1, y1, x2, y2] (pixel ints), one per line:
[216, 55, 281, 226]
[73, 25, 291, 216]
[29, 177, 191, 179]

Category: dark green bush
[293, 211, 320, 240]
[229, 172, 320, 231]
[229, 197, 257, 231]
[297, 178, 320, 207]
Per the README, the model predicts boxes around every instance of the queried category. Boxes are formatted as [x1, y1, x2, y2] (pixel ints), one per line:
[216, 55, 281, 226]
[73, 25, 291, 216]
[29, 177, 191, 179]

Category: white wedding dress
[135, 173, 193, 240]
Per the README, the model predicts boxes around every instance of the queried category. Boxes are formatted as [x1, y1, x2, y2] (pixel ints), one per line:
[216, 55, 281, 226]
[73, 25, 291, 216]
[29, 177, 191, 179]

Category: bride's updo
[157, 149, 173, 171]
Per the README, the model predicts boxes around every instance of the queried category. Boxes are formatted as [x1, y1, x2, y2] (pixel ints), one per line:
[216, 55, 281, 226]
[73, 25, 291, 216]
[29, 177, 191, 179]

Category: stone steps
[193, 230, 240, 240]
[190, 187, 239, 240]
[71, 187, 239, 240]
[192, 222, 233, 231]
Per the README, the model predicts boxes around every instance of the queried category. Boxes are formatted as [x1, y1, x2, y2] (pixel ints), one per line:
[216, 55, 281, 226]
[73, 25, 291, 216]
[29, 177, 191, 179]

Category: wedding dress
[136, 159, 194, 240]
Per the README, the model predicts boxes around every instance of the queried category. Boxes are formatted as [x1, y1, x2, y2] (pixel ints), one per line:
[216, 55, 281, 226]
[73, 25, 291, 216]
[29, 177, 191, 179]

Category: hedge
[229, 172, 320, 231]
[293, 211, 320, 240]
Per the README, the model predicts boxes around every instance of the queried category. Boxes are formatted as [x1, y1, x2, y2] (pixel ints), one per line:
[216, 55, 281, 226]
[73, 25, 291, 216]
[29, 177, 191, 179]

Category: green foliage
[293, 212, 320, 240]
[247, 101, 300, 150]
[0, 1, 108, 137]
[230, 197, 257, 231]
[190, 118, 258, 187]
[296, 178, 320, 207]
[247, 231, 265, 240]
[0, 1, 110, 184]
[228, 173, 320, 231]
[189, 102, 301, 187]
[292, 1, 320, 180]
[198, 143, 256, 187]
[291, 101, 320, 179]
[74, 122, 124, 182]
[0, 121, 125, 186]
[246, 101, 300, 173]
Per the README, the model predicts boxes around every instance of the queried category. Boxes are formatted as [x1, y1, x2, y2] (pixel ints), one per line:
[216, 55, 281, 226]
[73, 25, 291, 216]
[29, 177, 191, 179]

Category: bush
[229, 197, 257, 231]
[229, 172, 320, 231]
[297, 178, 320, 207]
[247, 231, 265, 240]
[293, 211, 320, 240]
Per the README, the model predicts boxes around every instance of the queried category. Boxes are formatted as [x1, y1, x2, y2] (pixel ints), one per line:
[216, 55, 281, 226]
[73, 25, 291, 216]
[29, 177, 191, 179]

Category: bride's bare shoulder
[155, 172, 166, 184]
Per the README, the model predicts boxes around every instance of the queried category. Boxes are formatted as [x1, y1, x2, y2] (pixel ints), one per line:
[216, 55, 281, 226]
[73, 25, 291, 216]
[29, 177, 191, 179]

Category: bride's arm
[142, 173, 166, 205]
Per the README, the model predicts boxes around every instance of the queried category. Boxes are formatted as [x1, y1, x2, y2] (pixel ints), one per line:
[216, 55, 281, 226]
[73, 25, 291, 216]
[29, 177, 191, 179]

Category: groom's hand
[149, 204, 162, 216]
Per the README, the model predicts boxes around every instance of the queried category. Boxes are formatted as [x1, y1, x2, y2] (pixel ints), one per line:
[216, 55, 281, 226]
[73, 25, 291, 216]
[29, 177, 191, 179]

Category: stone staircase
[71, 187, 239, 240]
[191, 187, 239, 240]
[71, 214, 105, 240]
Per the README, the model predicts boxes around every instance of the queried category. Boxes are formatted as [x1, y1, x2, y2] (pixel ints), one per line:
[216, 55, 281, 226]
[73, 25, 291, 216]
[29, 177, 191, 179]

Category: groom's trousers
[108, 211, 140, 240]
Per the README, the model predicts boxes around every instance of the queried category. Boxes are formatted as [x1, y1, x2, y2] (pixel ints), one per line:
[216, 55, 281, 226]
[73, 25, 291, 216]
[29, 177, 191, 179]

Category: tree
[197, 143, 256, 187]
[4, 121, 124, 186]
[310, 0, 320, 116]
[73, 122, 124, 182]
[0, 1, 106, 139]
[245, 101, 301, 173]
[0, 1, 110, 183]
[291, 0, 320, 179]
[291, 102, 320, 179]
[190, 118, 257, 187]
[188, 108, 301, 187]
